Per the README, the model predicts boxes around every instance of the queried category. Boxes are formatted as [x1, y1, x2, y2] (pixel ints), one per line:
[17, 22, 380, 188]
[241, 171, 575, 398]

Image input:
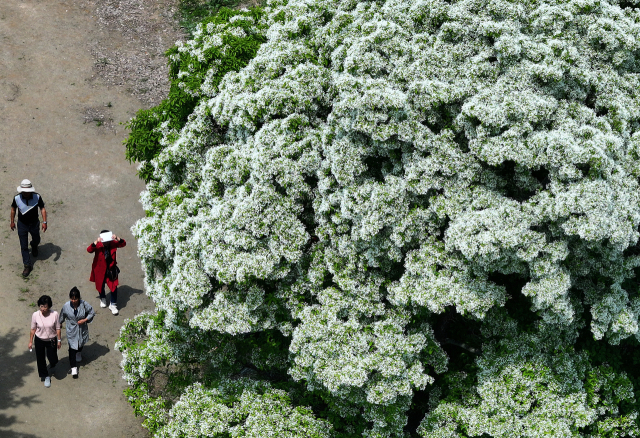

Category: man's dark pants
[17, 220, 40, 266]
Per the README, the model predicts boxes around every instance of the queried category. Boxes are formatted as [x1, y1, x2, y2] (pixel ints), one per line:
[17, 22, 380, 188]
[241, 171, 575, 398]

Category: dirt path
[0, 0, 180, 436]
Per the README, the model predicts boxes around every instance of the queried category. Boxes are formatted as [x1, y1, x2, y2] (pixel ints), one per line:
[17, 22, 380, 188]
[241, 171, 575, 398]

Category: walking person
[28, 295, 61, 388]
[10, 179, 47, 277]
[59, 287, 95, 379]
[88, 230, 126, 315]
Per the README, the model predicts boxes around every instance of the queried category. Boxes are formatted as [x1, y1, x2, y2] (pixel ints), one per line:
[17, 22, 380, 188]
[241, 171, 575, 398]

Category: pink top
[31, 310, 61, 340]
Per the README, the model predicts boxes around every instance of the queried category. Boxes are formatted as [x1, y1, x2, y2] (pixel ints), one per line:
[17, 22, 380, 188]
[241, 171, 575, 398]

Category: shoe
[31, 245, 38, 257]
[109, 303, 119, 315]
[100, 298, 107, 308]
[76, 352, 82, 363]
[22, 265, 32, 277]
[71, 367, 78, 378]
[44, 376, 51, 387]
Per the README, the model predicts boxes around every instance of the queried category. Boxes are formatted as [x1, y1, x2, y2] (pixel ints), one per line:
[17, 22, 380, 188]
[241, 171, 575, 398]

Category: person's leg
[69, 346, 79, 377]
[45, 338, 59, 369]
[108, 285, 119, 314]
[98, 278, 108, 307]
[69, 346, 77, 368]
[34, 336, 48, 380]
[29, 222, 40, 257]
[17, 221, 31, 268]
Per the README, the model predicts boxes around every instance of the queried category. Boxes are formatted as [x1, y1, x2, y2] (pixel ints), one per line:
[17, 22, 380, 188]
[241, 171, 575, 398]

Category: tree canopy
[120, 0, 640, 436]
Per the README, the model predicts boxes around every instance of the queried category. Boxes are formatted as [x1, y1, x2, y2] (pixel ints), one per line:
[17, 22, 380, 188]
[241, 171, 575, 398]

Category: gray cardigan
[59, 300, 95, 350]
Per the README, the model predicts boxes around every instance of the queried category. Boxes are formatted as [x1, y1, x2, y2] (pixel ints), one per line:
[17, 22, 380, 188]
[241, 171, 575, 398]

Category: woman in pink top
[28, 295, 61, 388]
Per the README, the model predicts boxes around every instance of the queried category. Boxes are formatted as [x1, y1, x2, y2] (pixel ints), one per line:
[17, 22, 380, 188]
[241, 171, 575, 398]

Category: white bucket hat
[17, 179, 35, 193]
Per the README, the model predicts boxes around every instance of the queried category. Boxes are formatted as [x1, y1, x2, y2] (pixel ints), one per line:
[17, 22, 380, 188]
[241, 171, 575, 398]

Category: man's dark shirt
[11, 193, 45, 225]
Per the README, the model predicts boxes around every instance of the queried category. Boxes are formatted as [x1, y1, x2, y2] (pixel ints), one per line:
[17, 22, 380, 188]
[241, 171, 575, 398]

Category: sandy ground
[0, 0, 180, 436]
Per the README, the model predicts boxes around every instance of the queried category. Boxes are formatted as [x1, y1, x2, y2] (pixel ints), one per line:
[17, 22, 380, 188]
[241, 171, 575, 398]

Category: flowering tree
[119, 0, 640, 436]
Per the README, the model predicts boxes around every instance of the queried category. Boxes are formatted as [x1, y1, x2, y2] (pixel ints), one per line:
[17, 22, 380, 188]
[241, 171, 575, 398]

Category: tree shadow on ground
[0, 429, 40, 438]
[0, 328, 41, 433]
[114, 284, 144, 310]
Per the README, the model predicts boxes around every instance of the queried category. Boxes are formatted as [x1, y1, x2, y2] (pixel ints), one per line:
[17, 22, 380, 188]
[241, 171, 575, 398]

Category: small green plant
[29, 302, 36, 307]
[18, 298, 26, 302]
[20, 287, 29, 293]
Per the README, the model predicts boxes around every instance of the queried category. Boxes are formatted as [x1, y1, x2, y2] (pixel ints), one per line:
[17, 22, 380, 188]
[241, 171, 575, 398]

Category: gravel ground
[83, 0, 185, 107]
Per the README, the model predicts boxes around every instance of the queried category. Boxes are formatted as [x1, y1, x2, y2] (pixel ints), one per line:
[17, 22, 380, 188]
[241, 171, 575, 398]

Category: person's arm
[10, 206, 16, 231]
[28, 328, 36, 350]
[40, 207, 47, 232]
[79, 301, 95, 324]
[87, 238, 103, 253]
[113, 235, 127, 248]
[54, 311, 62, 349]
[28, 313, 36, 349]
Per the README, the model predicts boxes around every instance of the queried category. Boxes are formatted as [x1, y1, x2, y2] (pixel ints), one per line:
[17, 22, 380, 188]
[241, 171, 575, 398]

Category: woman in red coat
[87, 230, 126, 315]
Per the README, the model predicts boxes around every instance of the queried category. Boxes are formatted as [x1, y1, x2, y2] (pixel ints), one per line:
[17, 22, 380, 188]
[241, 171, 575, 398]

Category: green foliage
[179, 0, 242, 36]
[121, 0, 640, 435]
[124, 69, 197, 182]
[154, 380, 333, 438]
[117, 310, 333, 437]
[577, 330, 640, 425]
[124, 7, 267, 182]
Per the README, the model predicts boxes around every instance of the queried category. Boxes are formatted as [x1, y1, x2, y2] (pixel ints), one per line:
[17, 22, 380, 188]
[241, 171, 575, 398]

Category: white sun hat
[17, 179, 35, 193]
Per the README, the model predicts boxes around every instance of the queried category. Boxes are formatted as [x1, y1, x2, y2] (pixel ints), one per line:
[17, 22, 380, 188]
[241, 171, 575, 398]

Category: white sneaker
[109, 303, 119, 315]
[44, 376, 51, 387]
[100, 298, 107, 308]
[71, 367, 78, 378]
[76, 352, 82, 363]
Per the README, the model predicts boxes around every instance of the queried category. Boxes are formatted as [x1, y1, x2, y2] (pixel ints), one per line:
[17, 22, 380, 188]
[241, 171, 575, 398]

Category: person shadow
[31, 242, 62, 267]
[50, 341, 110, 380]
[0, 328, 41, 438]
[113, 285, 144, 310]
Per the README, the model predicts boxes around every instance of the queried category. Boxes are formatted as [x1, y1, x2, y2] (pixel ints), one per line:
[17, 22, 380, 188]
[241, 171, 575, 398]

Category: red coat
[87, 239, 126, 292]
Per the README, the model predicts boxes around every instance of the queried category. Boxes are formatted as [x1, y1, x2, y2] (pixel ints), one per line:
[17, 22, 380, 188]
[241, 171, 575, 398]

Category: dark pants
[68, 345, 84, 368]
[17, 220, 40, 267]
[34, 335, 58, 380]
[99, 280, 117, 304]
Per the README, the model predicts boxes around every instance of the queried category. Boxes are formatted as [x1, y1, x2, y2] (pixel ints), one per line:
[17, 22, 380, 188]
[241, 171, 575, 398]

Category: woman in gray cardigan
[59, 287, 95, 378]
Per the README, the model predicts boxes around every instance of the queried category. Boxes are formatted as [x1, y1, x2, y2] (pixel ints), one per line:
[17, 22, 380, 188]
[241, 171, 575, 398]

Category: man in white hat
[10, 179, 47, 277]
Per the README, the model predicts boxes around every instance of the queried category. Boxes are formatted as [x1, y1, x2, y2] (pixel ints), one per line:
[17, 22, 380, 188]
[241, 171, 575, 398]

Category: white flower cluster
[418, 311, 639, 437]
[155, 379, 332, 438]
[127, 0, 640, 435]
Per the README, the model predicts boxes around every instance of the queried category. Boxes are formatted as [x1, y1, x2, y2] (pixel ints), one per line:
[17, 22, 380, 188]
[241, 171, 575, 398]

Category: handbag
[104, 248, 120, 281]
[106, 264, 120, 281]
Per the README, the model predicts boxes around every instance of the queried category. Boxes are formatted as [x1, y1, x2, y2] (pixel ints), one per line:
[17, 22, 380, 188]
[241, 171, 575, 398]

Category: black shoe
[22, 265, 32, 277]
[32, 245, 38, 257]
